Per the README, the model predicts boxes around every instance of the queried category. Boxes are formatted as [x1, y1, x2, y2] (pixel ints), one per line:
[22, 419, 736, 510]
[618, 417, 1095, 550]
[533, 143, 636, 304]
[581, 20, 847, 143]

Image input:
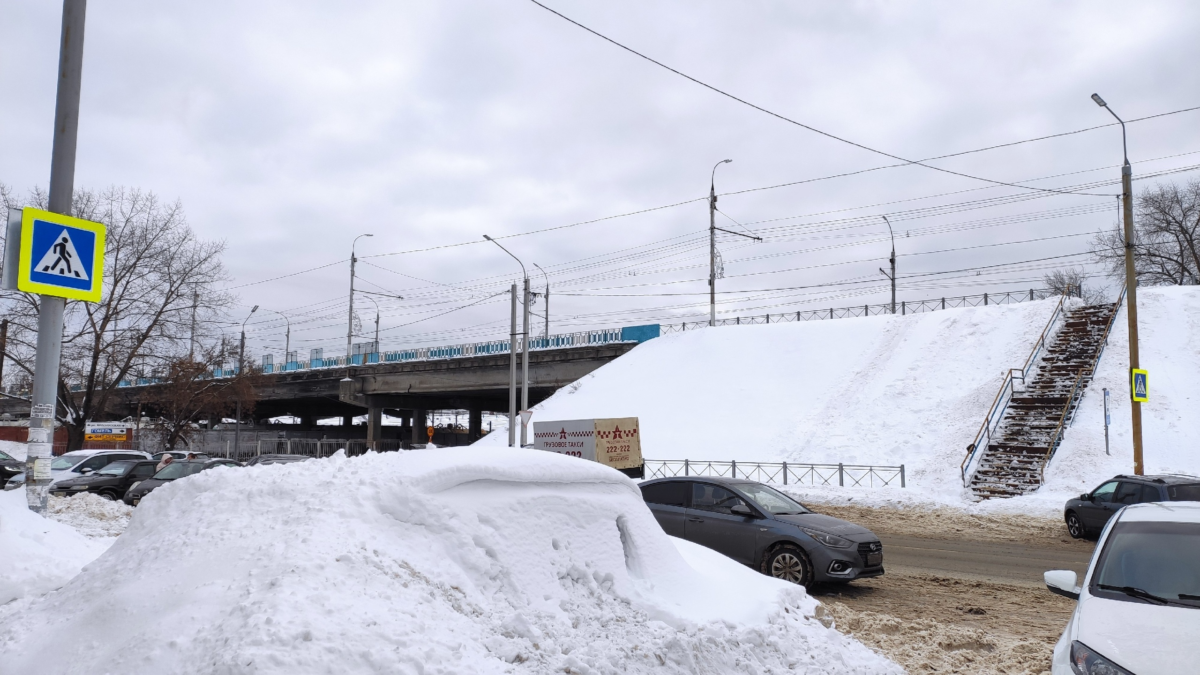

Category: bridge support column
[469, 406, 482, 442]
[366, 407, 382, 448]
[342, 414, 353, 428]
[412, 409, 427, 446]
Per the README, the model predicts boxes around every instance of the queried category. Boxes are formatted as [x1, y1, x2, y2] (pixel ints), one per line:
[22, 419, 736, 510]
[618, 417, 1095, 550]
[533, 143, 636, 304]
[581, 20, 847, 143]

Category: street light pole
[534, 262, 549, 339]
[709, 159, 732, 326]
[879, 215, 896, 314]
[269, 309, 290, 371]
[1092, 93, 1143, 475]
[234, 305, 258, 456]
[484, 235, 529, 447]
[347, 234, 373, 363]
[363, 295, 380, 362]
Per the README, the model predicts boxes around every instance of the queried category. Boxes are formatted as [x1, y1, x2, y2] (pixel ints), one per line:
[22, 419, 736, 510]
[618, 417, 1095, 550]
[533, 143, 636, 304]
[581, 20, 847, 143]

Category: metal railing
[960, 292, 1070, 486]
[661, 288, 1057, 334]
[1038, 287, 1127, 480]
[644, 459, 905, 488]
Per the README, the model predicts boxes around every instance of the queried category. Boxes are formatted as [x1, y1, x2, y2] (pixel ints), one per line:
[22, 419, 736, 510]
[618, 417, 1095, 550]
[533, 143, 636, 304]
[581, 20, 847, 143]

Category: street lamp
[879, 215, 896, 314]
[269, 309, 290, 371]
[709, 159, 732, 327]
[363, 294, 380, 362]
[234, 304, 258, 456]
[533, 262, 549, 339]
[484, 234, 530, 447]
[1092, 92, 1144, 475]
[347, 234, 373, 363]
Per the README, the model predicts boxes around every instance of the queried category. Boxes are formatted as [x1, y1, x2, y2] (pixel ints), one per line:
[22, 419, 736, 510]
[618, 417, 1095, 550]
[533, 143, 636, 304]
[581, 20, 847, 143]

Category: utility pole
[0, 319, 8, 394]
[508, 283, 518, 447]
[347, 233, 372, 362]
[1092, 93, 1143, 475]
[234, 306, 258, 456]
[709, 159, 731, 326]
[879, 215, 897, 314]
[534, 263, 549, 339]
[521, 276, 531, 446]
[270, 309, 290, 370]
[27, 0, 87, 513]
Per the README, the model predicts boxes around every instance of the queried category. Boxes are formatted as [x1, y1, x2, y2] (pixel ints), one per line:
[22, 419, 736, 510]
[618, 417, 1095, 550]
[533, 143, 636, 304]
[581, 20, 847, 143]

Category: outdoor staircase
[968, 301, 1121, 499]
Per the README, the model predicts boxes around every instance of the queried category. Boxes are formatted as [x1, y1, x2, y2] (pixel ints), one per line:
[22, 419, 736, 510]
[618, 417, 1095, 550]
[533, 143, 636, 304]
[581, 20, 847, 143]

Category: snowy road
[879, 533, 1094, 586]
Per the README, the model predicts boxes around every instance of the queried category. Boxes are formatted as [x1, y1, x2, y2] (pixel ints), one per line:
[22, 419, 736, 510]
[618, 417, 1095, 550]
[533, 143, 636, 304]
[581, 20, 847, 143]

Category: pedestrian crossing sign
[1131, 368, 1148, 403]
[16, 208, 106, 302]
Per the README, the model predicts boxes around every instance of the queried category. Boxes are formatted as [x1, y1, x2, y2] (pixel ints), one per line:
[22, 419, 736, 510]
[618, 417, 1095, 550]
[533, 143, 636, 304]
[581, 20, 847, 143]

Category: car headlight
[800, 527, 854, 549]
[1070, 641, 1133, 675]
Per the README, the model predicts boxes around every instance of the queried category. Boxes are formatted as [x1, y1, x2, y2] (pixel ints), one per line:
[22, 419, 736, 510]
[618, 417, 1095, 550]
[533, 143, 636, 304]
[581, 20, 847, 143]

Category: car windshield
[0, 450, 13, 461]
[738, 484, 811, 515]
[1168, 484, 1200, 501]
[51, 454, 87, 470]
[153, 462, 208, 480]
[96, 461, 136, 476]
[1091, 519, 1200, 608]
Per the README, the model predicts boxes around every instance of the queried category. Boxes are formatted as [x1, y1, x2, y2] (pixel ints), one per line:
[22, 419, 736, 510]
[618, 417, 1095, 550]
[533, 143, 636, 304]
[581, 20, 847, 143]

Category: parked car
[0, 449, 23, 485]
[50, 460, 159, 500]
[1045, 501, 1200, 674]
[245, 454, 312, 466]
[1064, 474, 1200, 538]
[639, 476, 883, 587]
[5, 449, 151, 491]
[123, 458, 241, 506]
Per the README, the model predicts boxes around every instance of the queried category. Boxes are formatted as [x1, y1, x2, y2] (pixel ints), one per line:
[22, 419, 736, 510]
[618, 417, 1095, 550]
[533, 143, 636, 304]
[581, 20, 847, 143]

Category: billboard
[84, 422, 129, 442]
[533, 417, 642, 470]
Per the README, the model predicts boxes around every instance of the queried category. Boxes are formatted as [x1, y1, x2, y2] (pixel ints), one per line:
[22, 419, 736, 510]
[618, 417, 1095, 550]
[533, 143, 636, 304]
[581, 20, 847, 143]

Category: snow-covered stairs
[969, 303, 1120, 499]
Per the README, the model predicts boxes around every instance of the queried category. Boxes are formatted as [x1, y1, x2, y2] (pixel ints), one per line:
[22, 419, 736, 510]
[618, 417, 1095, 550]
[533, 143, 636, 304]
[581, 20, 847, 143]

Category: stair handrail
[961, 293, 1069, 486]
[1038, 287, 1128, 481]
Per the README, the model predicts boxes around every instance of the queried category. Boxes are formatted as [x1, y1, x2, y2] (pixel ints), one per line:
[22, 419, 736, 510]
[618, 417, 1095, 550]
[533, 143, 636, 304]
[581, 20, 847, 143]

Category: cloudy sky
[3, 0, 1198, 361]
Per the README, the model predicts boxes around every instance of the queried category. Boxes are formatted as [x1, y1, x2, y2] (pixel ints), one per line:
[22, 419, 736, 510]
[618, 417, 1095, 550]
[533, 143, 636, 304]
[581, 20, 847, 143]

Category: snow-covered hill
[482, 287, 1200, 510]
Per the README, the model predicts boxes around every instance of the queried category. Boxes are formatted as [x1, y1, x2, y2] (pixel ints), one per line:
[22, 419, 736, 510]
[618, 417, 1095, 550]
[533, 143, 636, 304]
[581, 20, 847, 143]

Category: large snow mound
[0, 449, 897, 674]
[0, 489, 107, 606]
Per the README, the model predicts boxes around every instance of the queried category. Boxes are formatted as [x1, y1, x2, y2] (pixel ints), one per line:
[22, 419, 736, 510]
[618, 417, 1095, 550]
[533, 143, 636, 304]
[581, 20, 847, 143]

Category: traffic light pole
[27, 0, 88, 513]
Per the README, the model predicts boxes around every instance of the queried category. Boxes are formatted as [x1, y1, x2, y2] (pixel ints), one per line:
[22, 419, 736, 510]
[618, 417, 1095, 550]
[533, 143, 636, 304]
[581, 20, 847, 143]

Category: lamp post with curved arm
[347, 234, 373, 363]
[709, 159, 732, 326]
[533, 262, 549, 340]
[235, 305, 258, 455]
[363, 294, 380, 362]
[1092, 92, 1143, 474]
[879, 215, 896, 314]
[268, 309, 290, 371]
[484, 235, 529, 447]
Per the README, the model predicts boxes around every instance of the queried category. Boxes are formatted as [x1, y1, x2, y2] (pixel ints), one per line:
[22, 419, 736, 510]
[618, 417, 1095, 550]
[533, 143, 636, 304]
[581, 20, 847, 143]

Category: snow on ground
[46, 491, 135, 540]
[0, 489, 108, 606]
[0, 449, 898, 674]
[481, 287, 1200, 512]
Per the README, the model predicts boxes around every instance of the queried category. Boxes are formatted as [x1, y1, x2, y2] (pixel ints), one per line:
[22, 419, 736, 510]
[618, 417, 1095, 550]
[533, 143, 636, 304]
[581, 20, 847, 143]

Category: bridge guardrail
[644, 459, 905, 488]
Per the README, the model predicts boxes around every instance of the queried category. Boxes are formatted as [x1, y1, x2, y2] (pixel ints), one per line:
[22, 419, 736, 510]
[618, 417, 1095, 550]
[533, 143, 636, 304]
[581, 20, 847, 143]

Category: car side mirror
[1081, 493, 1093, 501]
[730, 504, 756, 518]
[80, 467, 94, 474]
[1044, 570, 1080, 600]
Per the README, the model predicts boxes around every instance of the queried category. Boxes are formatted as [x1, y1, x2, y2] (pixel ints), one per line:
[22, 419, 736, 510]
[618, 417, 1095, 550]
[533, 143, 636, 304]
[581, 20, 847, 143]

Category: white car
[4, 449, 151, 490]
[1045, 501, 1200, 674]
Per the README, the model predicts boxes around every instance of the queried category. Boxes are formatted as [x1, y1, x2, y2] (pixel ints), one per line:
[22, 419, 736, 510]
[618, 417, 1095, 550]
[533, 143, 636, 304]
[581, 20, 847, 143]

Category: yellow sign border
[16, 207, 106, 303]
[1131, 368, 1148, 402]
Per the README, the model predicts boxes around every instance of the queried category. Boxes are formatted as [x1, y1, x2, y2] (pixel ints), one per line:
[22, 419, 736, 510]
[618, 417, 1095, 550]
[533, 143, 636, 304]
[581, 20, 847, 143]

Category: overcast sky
[3, 0, 1198, 360]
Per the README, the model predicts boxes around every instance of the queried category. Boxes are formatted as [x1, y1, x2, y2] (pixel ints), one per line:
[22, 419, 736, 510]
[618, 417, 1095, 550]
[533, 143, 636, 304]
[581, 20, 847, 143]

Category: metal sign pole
[1103, 388, 1110, 456]
[27, 0, 88, 513]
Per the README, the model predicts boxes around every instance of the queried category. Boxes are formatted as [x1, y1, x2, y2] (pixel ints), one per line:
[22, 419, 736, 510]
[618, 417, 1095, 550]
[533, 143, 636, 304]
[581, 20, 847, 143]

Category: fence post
[941, 297, 946, 309]
[226, 440, 230, 459]
[736, 317, 740, 325]
[1030, 288, 1034, 301]
[900, 464, 906, 488]
[684, 458, 689, 476]
[796, 311, 800, 321]
[829, 308, 834, 319]
[984, 292, 988, 306]
[765, 314, 769, 324]
[901, 301, 906, 316]
[864, 305, 869, 315]
[782, 461, 788, 485]
[731, 460, 737, 478]
[838, 463, 844, 487]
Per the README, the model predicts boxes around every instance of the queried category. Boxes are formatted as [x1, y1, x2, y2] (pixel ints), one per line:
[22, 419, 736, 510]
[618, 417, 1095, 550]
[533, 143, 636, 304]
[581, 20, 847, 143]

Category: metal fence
[644, 459, 905, 488]
[194, 438, 411, 462]
[661, 288, 1057, 334]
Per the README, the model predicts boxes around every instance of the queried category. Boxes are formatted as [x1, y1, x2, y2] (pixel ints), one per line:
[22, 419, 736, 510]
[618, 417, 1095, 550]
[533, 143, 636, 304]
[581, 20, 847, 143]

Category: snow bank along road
[0, 449, 900, 674]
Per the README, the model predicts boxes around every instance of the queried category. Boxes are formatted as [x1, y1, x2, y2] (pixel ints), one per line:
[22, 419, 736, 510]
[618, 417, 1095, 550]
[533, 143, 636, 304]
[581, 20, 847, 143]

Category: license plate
[131, 499, 140, 506]
[53, 492, 67, 497]
[867, 552, 883, 566]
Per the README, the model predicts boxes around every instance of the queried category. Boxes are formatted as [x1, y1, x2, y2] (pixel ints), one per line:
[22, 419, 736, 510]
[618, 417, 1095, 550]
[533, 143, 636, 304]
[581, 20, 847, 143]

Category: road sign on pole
[1131, 369, 1148, 403]
[14, 208, 106, 302]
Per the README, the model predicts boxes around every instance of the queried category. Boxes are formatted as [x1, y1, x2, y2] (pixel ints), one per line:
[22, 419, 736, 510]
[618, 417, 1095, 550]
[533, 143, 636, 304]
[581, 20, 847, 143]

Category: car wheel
[764, 545, 813, 587]
[1065, 511, 1086, 539]
[98, 490, 118, 501]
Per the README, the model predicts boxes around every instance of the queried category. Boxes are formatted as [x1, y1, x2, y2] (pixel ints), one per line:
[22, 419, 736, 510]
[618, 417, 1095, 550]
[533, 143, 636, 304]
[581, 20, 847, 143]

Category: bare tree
[1093, 178, 1200, 287]
[1, 185, 234, 449]
[1042, 268, 1105, 305]
[143, 345, 258, 451]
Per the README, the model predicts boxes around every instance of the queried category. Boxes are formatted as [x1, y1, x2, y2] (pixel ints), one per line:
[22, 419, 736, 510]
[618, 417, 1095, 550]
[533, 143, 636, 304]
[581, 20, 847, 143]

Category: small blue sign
[28, 219, 96, 291]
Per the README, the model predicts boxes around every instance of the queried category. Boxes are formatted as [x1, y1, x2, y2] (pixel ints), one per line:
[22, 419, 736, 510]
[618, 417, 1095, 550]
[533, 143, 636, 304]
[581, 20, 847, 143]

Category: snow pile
[0, 449, 898, 674]
[0, 489, 108, 606]
[46, 492, 134, 540]
[482, 287, 1200, 510]
[0, 439, 27, 461]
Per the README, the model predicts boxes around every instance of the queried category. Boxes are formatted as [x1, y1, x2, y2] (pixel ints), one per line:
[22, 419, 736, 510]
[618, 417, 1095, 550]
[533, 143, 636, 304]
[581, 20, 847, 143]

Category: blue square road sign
[15, 208, 106, 302]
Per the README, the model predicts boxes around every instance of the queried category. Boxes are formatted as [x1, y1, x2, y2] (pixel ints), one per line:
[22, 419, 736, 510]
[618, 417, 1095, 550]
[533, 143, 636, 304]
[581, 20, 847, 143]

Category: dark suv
[1064, 474, 1200, 538]
[639, 476, 883, 587]
[51, 460, 159, 500]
